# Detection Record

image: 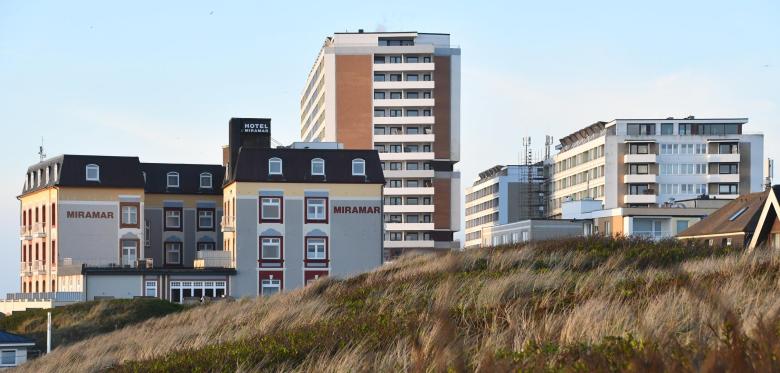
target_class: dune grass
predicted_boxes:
[16,236,780,372]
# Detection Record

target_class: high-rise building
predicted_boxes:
[300,31,461,259]
[464,164,546,248]
[550,117,764,239]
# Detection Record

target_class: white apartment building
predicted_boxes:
[299,31,461,260]
[551,117,763,239]
[464,164,546,248]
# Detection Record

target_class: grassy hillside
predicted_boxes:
[0,298,184,352]
[16,236,780,372]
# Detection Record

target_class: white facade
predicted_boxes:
[551,118,763,219]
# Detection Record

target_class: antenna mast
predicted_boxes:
[38,137,46,162]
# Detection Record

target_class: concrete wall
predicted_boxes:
[86,275,142,300]
[330,199,383,279]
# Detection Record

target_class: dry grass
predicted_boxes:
[15,236,780,372]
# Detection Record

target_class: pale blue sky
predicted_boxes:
[1,0,778,294]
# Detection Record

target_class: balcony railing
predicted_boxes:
[32,222,47,237]
[19,226,32,240]
[193,250,234,269]
[19,262,32,276]
[632,231,671,241]
[221,215,235,232]
[5,292,85,302]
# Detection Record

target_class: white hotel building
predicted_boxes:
[299,31,461,259]
[551,117,763,238]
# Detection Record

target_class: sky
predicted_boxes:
[0,0,778,294]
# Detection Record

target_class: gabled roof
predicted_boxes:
[21,155,145,196]
[677,190,768,238]
[230,147,384,184]
[140,163,225,195]
[0,331,35,345]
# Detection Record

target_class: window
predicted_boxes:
[121,239,138,266]
[374,126,386,135]
[197,242,216,251]
[386,197,402,205]
[374,109,385,117]
[423,91,432,98]
[406,91,419,99]
[630,143,649,154]
[406,74,419,81]
[406,162,419,170]
[406,109,419,117]
[406,127,419,134]
[352,159,366,176]
[388,145,401,153]
[260,197,283,222]
[719,144,738,154]
[389,74,402,81]
[51,203,56,227]
[197,209,215,230]
[374,91,385,99]
[423,109,432,116]
[268,158,283,175]
[387,180,401,188]
[390,91,402,99]
[261,279,281,296]
[120,203,139,228]
[679,123,692,135]
[306,198,328,222]
[626,123,656,135]
[406,56,419,63]
[311,158,325,176]
[373,55,385,64]
[373,73,385,82]
[661,123,674,135]
[85,164,100,181]
[389,109,402,117]
[306,237,327,260]
[629,164,649,174]
[389,232,402,241]
[200,172,213,188]
[388,162,401,170]
[719,164,738,174]
[260,237,281,259]
[388,55,402,63]
[145,281,158,297]
[729,206,749,221]
[1,350,15,365]
[423,74,431,81]
[718,184,739,195]
[423,56,431,63]
[407,197,419,205]
[676,220,689,233]
[164,208,182,230]
[165,242,182,265]
[406,215,419,223]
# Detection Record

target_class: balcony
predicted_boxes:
[385,223,435,231]
[382,170,435,179]
[623,174,657,183]
[373,62,435,72]
[707,153,740,163]
[379,152,435,161]
[623,153,657,163]
[374,134,435,143]
[374,115,435,125]
[374,80,435,90]
[32,223,47,238]
[19,226,32,241]
[5,292,85,302]
[383,240,435,249]
[707,174,740,183]
[373,98,435,107]
[632,231,672,241]
[31,260,46,275]
[221,215,235,232]
[384,204,435,213]
[194,250,234,269]
[383,187,434,196]
[624,194,658,204]
[19,262,32,276]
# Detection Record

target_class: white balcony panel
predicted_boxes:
[708,194,739,200]
[708,153,740,163]
[374,81,435,90]
[379,152,435,161]
[374,98,435,107]
[373,62,435,72]
[707,174,740,183]
[623,174,657,183]
[385,223,435,231]
[623,154,657,163]
[623,194,658,204]
[383,204,435,213]
[384,187,435,196]
[374,116,435,125]
[383,240,436,249]
[374,134,435,143]
[382,170,435,178]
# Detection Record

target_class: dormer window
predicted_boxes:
[311,158,325,176]
[200,172,213,188]
[352,159,366,176]
[53,163,59,182]
[45,166,50,184]
[85,164,100,181]
[269,158,283,175]
[166,172,180,188]
[36,169,41,186]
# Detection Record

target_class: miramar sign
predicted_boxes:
[241,122,270,134]
[66,211,114,219]
[333,206,381,214]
